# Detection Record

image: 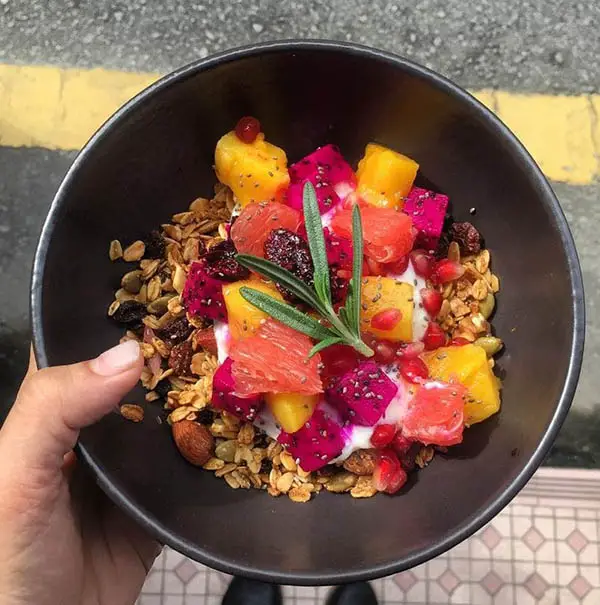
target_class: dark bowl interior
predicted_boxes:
[31,42,584,584]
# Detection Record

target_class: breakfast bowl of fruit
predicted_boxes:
[31,41,584,584]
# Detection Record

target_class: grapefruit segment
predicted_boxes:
[230,319,323,396]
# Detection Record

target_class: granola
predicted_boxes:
[108,126,503,503]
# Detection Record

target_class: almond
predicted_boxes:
[172,420,214,466]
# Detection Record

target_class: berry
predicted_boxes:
[373,340,398,364]
[420,288,443,317]
[373,449,408,494]
[410,250,434,279]
[168,341,193,376]
[182,261,227,321]
[450,222,482,255]
[431,259,465,285]
[264,228,314,300]
[423,322,448,350]
[370,424,397,448]
[398,357,429,383]
[158,316,193,345]
[391,433,413,456]
[234,116,261,143]
[403,187,449,251]
[212,358,263,422]
[204,240,250,282]
[319,344,360,386]
[385,255,410,275]
[395,341,425,359]
[371,308,402,331]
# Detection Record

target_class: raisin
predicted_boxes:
[196,408,216,425]
[111,300,147,329]
[260,458,273,474]
[158,316,193,345]
[450,222,482,255]
[168,340,193,375]
[143,230,166,259]
[203,240,250,282]
[264,228,314,302]
[155,380,171,399]
[254,431,270,449]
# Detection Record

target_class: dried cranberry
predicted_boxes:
[143,230,166,259]
[264,228,314,301]
[204,240,250,282]
[259,458,273,474]
[158,316,193,345]
[196,408,215,425]
[168,340,193,375]
[235,116,261,144]
[450,222,482,255]
[111,300,146,329]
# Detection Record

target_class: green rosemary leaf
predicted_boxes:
[239,287,336,341]
[302,182,331,303]
[350,203,364,334]
[236,254,328,315]
[308,336,344,358]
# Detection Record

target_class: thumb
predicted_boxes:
[1,340,143,475]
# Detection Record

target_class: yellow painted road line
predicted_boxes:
[0,63,598,185]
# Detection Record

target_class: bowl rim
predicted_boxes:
[30,39,585,585]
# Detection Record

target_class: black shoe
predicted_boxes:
[222,576,282,605]
[326,582,378,605]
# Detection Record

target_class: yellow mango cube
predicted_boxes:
[265,392,319,433]
[360,276,414,342]
[222,279,283,340]
[422,344,501,425]
[356,143,419,209]
[215,131,289,207]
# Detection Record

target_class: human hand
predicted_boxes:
[0,341,161,605]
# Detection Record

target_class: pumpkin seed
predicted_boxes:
[479,293,496,319]
[324,472,358,493]
[215,440,237,463]
[474,336,503,357]
[121,270,143,294]
[147,294,176,314]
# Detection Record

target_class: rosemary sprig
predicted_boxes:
[236,182,374,358]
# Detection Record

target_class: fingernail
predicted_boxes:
[90,340,141,376]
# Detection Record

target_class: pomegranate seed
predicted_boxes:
[410,250,434,279]
[431,259,465,285]
[398,358,429,383]
[385,255,409,275]
[373,449,408,494]
[371,308,402,331]
[370,424,397,448]
[420,288,443,316]
[423,322,448,350]
[366,257,385,276]
[392,433,413,456]
[395,341,425,359]
[450,337,471,346]
[373,340,398,364]
[235,116,261,144]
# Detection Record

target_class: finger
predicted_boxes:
[0,340,143,475]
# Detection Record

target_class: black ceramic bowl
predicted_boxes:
[31,41,584,585]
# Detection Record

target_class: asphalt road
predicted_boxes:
[0,0,598,93]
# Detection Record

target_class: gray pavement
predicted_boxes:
[0,0,598,93]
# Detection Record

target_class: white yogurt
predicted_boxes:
[213,321,231,364]
[387,261,429,342]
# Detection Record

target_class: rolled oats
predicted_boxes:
[279,450,297,472]
[109,239,123,261]
[123,240,146,262]
[350,476,378,498]
[224,473,241,489]
[238,423,255,446]
[215,463,237,478]
[120,404,144,422]
[288,486,312,503]
[107,300,121,317]
[276,472,296,493]
[203,457,226,471]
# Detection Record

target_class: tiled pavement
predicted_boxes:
[137,468,600,605]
